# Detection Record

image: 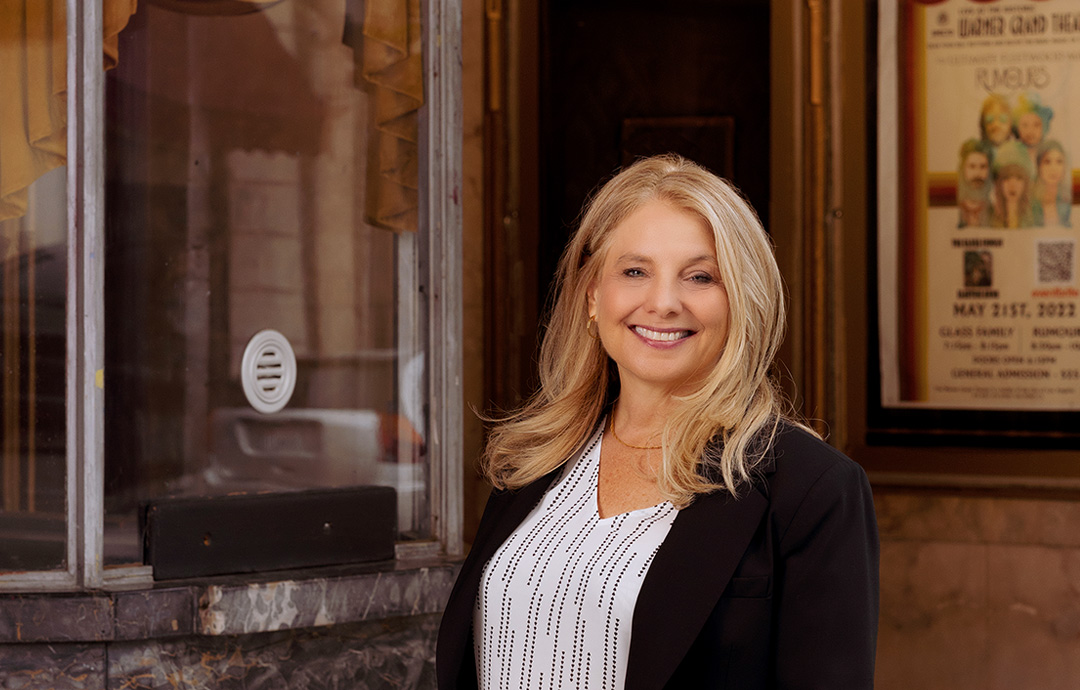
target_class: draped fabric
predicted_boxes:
[0,0,137,221]
[344,0,424,233]
[104,0,139,68]
[0,1,66,221]
[144,0,283,16]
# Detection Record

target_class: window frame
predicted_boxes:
[0,0,463,591]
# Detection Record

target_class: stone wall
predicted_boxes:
[0,561,458,690]
[875,490,1080,689]
[1,615,439,690]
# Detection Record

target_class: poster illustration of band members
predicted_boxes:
[877,0,1080,412]
[957,92,1072,229]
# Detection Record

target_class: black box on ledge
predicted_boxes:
[142,486,397,580]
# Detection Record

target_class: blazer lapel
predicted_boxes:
[460,471,558,592]
[440,423,605,689]
[437,471,559,688]
[624,484,769,690]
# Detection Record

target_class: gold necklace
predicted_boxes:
[608,415,662,450]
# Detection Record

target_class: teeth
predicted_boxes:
[634,326,690,342]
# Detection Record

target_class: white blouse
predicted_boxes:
[474,424,678,690]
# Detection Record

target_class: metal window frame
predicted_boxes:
[0,0,463,591]
[426,0,464,559]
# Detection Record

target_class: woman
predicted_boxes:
[992,164,1033,229]
[437,155,879,690]
[991,141,1035,229]
[1032,139,1071,228]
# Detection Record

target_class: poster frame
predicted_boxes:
[866,0,1080,452]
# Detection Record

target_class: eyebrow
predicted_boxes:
[686,255,716,264]
[614,253,717,265]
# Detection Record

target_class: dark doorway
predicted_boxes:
[539,0,771,307]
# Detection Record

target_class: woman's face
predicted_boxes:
[1017,112,1044,147]
[1001,173,1027,201]
[983,102,1012,145]
[1039,148,1066,186]
[587,200,730,398]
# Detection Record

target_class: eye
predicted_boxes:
[622,267,646,278]
[689,272,716,285]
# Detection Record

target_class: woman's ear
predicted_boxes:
[586,283,597,319]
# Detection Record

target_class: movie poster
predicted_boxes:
[879,0,1080,410]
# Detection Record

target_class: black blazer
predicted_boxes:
[436,423,879,689]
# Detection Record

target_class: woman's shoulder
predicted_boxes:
[769,420,851,466]
[762,420,872,510]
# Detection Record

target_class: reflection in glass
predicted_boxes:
[104,0,428,567]
[0,167,68,573]
[0,0,138,578]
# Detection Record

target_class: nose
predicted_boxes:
[644,276,682,316]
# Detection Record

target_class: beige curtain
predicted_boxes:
[0,0,137,222]
[348,0,424,233]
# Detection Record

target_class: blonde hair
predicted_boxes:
[480,154,804,505]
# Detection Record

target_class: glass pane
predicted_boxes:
[103,0,428,567]
[0,165,69,573]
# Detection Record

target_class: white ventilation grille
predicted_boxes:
[241,329,297,414]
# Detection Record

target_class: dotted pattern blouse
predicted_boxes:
[473,424,678,690]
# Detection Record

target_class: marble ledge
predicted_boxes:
[0,559,461,644]
[198,561,460,636]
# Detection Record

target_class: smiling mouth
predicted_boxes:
[633,325,693,342]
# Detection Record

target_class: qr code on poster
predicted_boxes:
[1036,240,1075,284]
